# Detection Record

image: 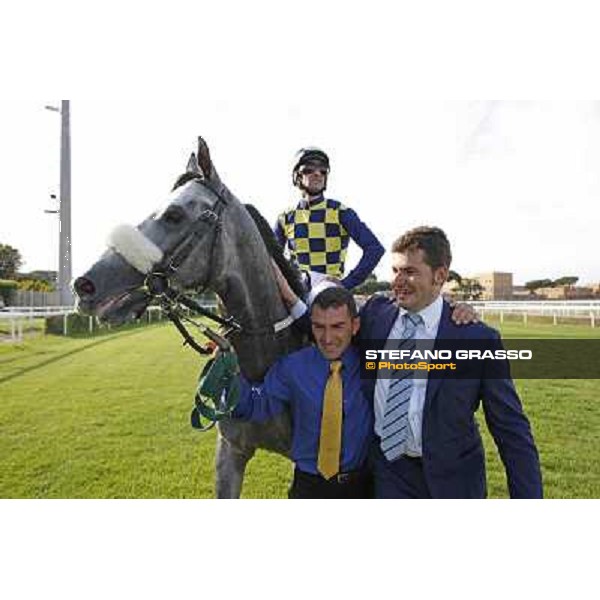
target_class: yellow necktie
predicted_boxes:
[318,360,343,479]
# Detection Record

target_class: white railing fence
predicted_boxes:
[472,300,600,327]
[0,301,219,343]
[0,306,75,343]
[4,299,595,344]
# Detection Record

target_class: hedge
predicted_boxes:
[45,313,97,335]
[0,279,18,305]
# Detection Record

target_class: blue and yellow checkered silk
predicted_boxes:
[277,198,350,277]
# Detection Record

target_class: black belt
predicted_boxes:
[296,468,367,485]
[403,454,423,463]
[374,438,423,464]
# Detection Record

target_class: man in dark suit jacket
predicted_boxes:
[360,226,542,498]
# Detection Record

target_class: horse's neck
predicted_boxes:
[213,212,293,380]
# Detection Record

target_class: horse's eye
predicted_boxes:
[162,206,185,225]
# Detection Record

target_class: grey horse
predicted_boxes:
[74,137,306,498]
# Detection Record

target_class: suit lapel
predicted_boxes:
[360,298,399,400]
[378,302,400,341]
[426,301,459,406]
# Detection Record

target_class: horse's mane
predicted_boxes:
[171,173,305,299]
[243,204,306,299]
[172,172,202,191]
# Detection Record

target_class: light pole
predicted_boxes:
[45,100,73,306]
[44,193,59,296]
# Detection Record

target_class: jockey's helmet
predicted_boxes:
[292,147,330,187]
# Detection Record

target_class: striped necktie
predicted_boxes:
[380,313,423,462]
[318,360,343,479]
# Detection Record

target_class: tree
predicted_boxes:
[525,279,553,292]
[0,244,23,279]
[447,270,462,284]
[0,279,18,305]
[353,272,391,296]
[17,278,54,292]
[454,278,484,301]
[553,276,579,286]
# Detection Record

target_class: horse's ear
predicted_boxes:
[197,136,225,189]
[186,152,203,176]
[188,136,227,197]
[196,136,213,179]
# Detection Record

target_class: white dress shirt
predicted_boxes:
[374,295,443,457]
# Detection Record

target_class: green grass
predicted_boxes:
[483,315,600,338]
[0,324,290,498]
[468,317,600,497]
[1,319,599,498]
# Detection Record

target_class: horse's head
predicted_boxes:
[74,138,230,325]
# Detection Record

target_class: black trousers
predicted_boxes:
[288,467,373,499]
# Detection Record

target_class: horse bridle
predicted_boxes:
[142,178,293,356]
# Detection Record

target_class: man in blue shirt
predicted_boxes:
[233,286,373,499]
[274,147,384,290]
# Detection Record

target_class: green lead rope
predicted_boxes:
[191,351,241,431]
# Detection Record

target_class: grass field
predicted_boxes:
[1,318,599,498]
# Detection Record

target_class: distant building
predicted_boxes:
[17,271,57,284]
[445,273,599,301]
[473,272,513,300]
[571,286,594,299]
[536,285,595,300]
[512,285,534,300]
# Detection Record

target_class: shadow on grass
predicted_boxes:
[0,346,57,366]
[0,328,151,385]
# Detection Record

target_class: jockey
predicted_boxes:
[273,147,384,291]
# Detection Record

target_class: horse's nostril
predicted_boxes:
[75,277,96,297]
